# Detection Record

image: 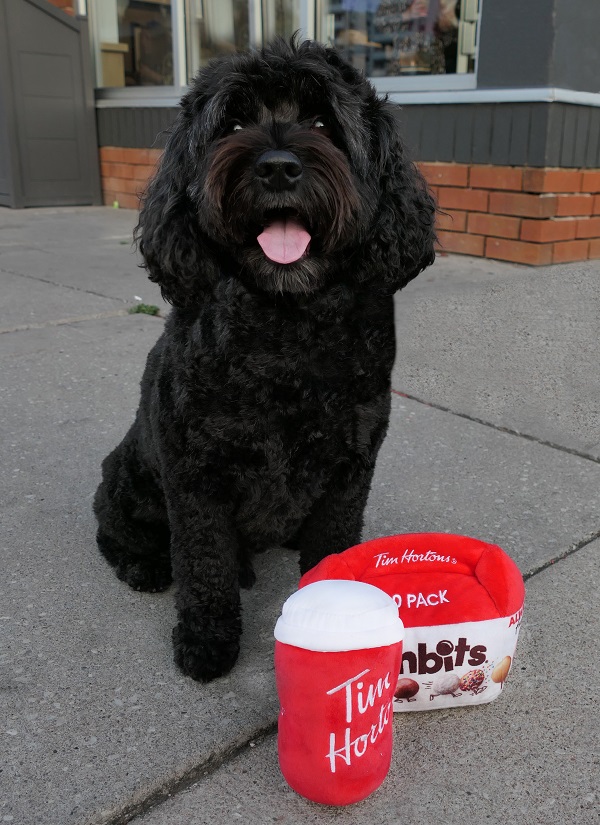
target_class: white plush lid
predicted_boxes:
[274,580,404,652]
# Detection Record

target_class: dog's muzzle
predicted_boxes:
[253,150,311,265]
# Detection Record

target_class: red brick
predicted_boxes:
[132,148,163,165]
[489,192,557,218]
[589,238,600,258]
[437,188,489,212]
[99,147,131,163]
[101,176,121,194]
[436,231,485,256]
[485,238,553,266]
[109,163,136,180]
[552,240,590,263]
[112,193,140,210]
[419,162,469,188]
[555,194,594,216]
[520,218,577,243]
[593,195,600,215]
[522,168,583,193]
[581,170,600,193]
[132,164,156,183]
[436,210,467,232]
[102,176,144,196]
[100,146,157,165]
[469,165,523,191]
[575,217,600,239]
[468,213,521,239]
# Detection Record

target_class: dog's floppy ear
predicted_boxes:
[135,108,216,308]
[364,101,437,293]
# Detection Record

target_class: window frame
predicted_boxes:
[89,0,480,102]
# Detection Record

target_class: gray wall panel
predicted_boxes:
[560,106,578,168]
[508,105,531,167]
[454,106,474,165]
[1,0,99,207]
[573,107,591,170]
[0,1,14,202]
[96,102,600,169]
[545,106,564,167]
[477,0,600,94]
[529,105,550,167]
[398,106,422,158]
[97,107,176,149]
[490,106,511,166]
[477,0,554,89]
[418,107,446,161]
[552,0,600,93]
[585,109,600,168]
[471,106,493,165]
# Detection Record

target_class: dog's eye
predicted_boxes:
[232,123,244,132]
[310,118,331,138]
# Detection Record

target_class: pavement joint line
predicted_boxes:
[0,309,134,335]
[95,721,278,825]
[521,529,600,583]
[392,389,600,465]
[0,264,131,303]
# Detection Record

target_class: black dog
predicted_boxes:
[94,37,436,682]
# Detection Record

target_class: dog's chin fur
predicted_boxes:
[96,37,437,683]
[235,248,331,294]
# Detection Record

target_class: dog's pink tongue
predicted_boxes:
[257,219,311,264]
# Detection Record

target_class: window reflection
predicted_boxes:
[262,0,300,43]
[186,0,251,77]
[323,0,463,77]
[96,1,173,88]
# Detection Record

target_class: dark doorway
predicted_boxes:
[0,0,101,207]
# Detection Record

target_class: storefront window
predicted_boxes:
[92,0,174,88]
[185,0,299,81]
[185,0,252,78]
[262,0,301,43]
[320,0,476,78]
[90,0,478,91]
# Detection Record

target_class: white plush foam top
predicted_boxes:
[274,580,404,652]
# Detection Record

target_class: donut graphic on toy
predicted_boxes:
[394,677,420,702]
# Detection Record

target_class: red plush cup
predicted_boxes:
[274,580,404,805]
[300,534,525,712]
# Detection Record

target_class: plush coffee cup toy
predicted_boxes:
[300,533,525,712]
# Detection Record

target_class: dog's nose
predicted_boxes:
[254,150,303,191]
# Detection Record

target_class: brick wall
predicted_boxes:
[99,148,600,265]
[100,148,163,210]
[423,163,600,264]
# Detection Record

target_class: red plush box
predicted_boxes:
[300,533,525,712]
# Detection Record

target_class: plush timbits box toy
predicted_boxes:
[299,533,525,712]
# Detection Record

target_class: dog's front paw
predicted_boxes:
[116,561,172,593]
[172,609,242,682]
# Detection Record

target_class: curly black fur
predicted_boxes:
[94,37,436,682]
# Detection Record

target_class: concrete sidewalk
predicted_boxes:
[1,206,598,825]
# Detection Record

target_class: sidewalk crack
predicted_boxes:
[392,389,599,464]
[94,722,277,825]
[522,530,600,582]
[0,309,131,335]
[0,264,129,303]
